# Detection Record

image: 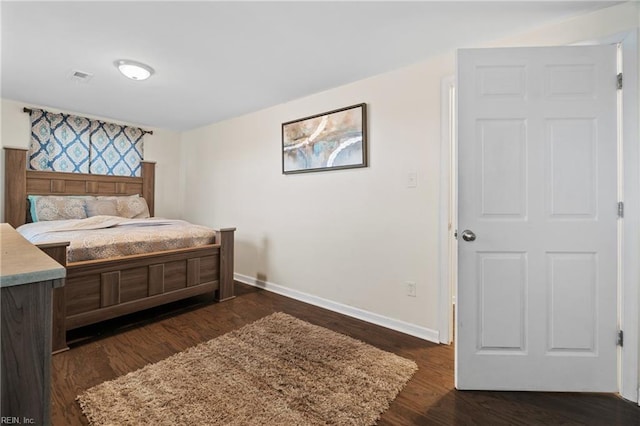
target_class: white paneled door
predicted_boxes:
[456,46,618,391]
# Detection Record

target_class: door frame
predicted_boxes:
[617,29,639,405]
[438,29,639,402]
[438,74,456,345]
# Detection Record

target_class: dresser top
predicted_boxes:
[0,223,66,287]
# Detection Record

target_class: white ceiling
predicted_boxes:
[1,1,623,131]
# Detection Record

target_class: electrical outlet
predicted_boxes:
[406,281,416,297]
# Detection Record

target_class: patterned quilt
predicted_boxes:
[17,216,216,262]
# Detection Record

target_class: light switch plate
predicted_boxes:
[407,171,417,188]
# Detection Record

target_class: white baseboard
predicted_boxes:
[235,273,440,344]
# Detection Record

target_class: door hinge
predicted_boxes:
[454,229,458,239]
[618,201,624,218]
[617,73,623,90]
[617,330,624,347]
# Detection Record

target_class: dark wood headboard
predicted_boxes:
[4,147,155,227]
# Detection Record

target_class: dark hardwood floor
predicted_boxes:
[52,282,640,425]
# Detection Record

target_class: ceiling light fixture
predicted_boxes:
[115,59,154,81]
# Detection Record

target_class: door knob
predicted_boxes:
[461,230,476,242]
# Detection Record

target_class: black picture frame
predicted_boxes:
[282,103,367,174]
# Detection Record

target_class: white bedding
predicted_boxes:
[17,216,216,262]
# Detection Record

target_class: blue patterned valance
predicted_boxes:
[29,110,91,173]
[28,109,144,177]
[90,122,144,177]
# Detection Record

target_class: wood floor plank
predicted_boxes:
[51,282,640,425]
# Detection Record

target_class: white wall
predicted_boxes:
[0,98,183,220]
[182,55,451,336]
[180,1,639,341]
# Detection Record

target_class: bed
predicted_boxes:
[3,147,235,353]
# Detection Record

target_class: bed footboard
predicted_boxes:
[38,228,235,353]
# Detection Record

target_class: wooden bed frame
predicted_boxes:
[3,147,235,353]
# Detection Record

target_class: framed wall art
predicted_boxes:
[282,103,367,174]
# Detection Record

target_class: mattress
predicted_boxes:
[17,216,216,262]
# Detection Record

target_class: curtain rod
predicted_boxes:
[22,107,154,135]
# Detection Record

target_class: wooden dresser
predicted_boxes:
[1,223,65,425]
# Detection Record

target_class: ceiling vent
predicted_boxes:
[68,69,93,83]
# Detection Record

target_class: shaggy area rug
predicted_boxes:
[77,312,418,425]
